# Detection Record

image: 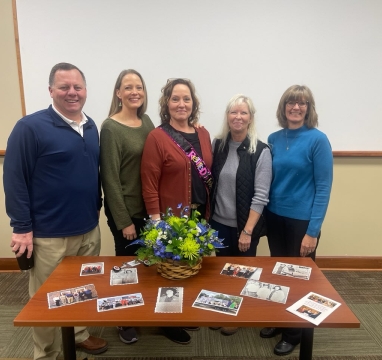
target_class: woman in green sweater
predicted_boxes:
[100,69,154,344]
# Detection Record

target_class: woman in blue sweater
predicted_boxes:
[260,85,333,356]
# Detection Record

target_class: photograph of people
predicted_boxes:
[141,78,212,344]
[209,94,272,336]
[260,85,333,356]
[244,280,261,297]
[257,283,272,300]
[267,286,285,303]
[100,69,154,345]
[159,288,179,302]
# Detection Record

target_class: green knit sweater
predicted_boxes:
[100,115,155,230]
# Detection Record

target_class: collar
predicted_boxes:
[52,103,88,125]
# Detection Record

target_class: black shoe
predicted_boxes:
[162,327,191,345]
[260,327,282,338]
[183,326,200,331]
[274,340,297,356]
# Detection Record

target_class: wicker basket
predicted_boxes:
[157,259,202,280]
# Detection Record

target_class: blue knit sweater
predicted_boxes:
[267,125,333,237]
[3,105,101,237]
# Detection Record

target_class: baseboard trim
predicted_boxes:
[0,258,20,271]
[316,256,382,270]
[1,256,381,271]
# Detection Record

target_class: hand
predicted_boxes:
[150,213,161,222]
[10,232,33,258]
[122,224,137,241]
[238,232,251,252]
[300,234,317,257]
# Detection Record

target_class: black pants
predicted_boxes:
[104,203,146,256]
[211,219,259,257]
[265,208,320,345]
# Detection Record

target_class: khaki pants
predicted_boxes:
[29,225,101,360]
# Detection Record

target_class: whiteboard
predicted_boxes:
[16,0,382,151]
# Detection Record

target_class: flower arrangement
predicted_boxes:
[130,205,224,267]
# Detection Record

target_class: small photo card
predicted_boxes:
[47,284,97,309]
[110,268,138,285]
[80,262,104,276]
[155,287,183,313]
[272,262,312,280]
[126,260,141,267]
[192,289,243,316]
[240,279,289,304]
[97,293,144,312]
[220,263,262,280]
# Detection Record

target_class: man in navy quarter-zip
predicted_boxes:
[3,63,108,359]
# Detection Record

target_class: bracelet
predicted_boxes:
[242,229,252,236]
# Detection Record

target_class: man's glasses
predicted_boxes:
[286,100,308,108]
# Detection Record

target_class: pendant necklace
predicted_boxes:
[285,129,299,150]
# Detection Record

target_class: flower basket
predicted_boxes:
[157,258,202,280]
[128,205,225,274]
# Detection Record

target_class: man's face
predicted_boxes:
[166,290,174,297]
[49,69,87,120]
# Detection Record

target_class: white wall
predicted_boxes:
[14,0,382,151]
[1,0,381,260]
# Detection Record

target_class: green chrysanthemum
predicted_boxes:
[187,220,197,228]
[167,216,182,227]
[179,238,200,260]
[145,229,159,244]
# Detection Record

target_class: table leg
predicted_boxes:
[299,328,314,360]
[61,326,76,360]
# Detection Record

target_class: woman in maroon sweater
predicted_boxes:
[141,78,213,220]
[141,78,213,344]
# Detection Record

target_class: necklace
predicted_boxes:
[285,129,299,150]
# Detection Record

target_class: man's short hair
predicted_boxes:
[49,62,86,86]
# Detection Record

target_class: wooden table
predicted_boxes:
[14,256,359,359]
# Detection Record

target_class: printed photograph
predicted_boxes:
[308,294,338,308]
[47,284,97,309]
[272,262,312,280]
[110,268,138,285]
[296,305,322,319]
[220,263,262,280]
[192,289,243,316]
[80,262,104,276]
[97,293,144,312]
[155,287,183,313]
[286,291,342,326]
[241,280,289,304]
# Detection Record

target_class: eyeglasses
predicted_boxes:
[167,78,191,84]
[286,100,308,108]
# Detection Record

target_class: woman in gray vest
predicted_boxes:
[209,94,272,336]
